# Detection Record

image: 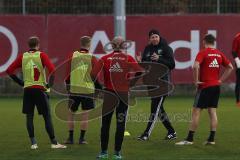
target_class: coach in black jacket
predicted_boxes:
[137,29,177,141]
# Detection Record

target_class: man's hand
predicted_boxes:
[194,81,204,87]
[235,57,240,68]
[135,53,142,62]
[194,81,204,92]
[151,52,159,61]
[66,84,70,93]
[218,80,222,84]
[46,83,50,88]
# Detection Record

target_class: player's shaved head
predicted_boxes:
[112,36,124,45]
[112,36,124,51]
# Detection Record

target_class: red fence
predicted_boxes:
[0,15,239,83]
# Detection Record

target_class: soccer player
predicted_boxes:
[176,34,233,145]
[96,36,142,160]
[6,36,66,149]
[64,36,98,144]
[137,29,177,141]
[232,33,240,106]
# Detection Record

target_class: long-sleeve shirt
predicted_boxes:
[232,33,240,58]
[141,37,175,81]
[6,49,55,90]
[93,51,142,92]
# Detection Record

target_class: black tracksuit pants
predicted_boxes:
[143,96,175,136]
[235,69,240,102]
[100,91,128,152]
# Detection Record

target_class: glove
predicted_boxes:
[235,57,240,68]
[94,80,103,90]
[46,83,50,89]
[9,75,24,87]
[66,84,70,92]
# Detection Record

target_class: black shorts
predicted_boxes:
[193,86,220,109]
[23,88,50,115]
[68,94,94,112]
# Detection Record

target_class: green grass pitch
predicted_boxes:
[0,96,240,160]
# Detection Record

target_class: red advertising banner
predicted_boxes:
[0,15,239,83]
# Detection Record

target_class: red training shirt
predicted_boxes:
[232,33,240,57]
[94,51,142,92]
[195,47,230,89]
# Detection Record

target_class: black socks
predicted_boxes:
[186,130,195,142]
[207,131,216,142]
[80,130,86,140]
